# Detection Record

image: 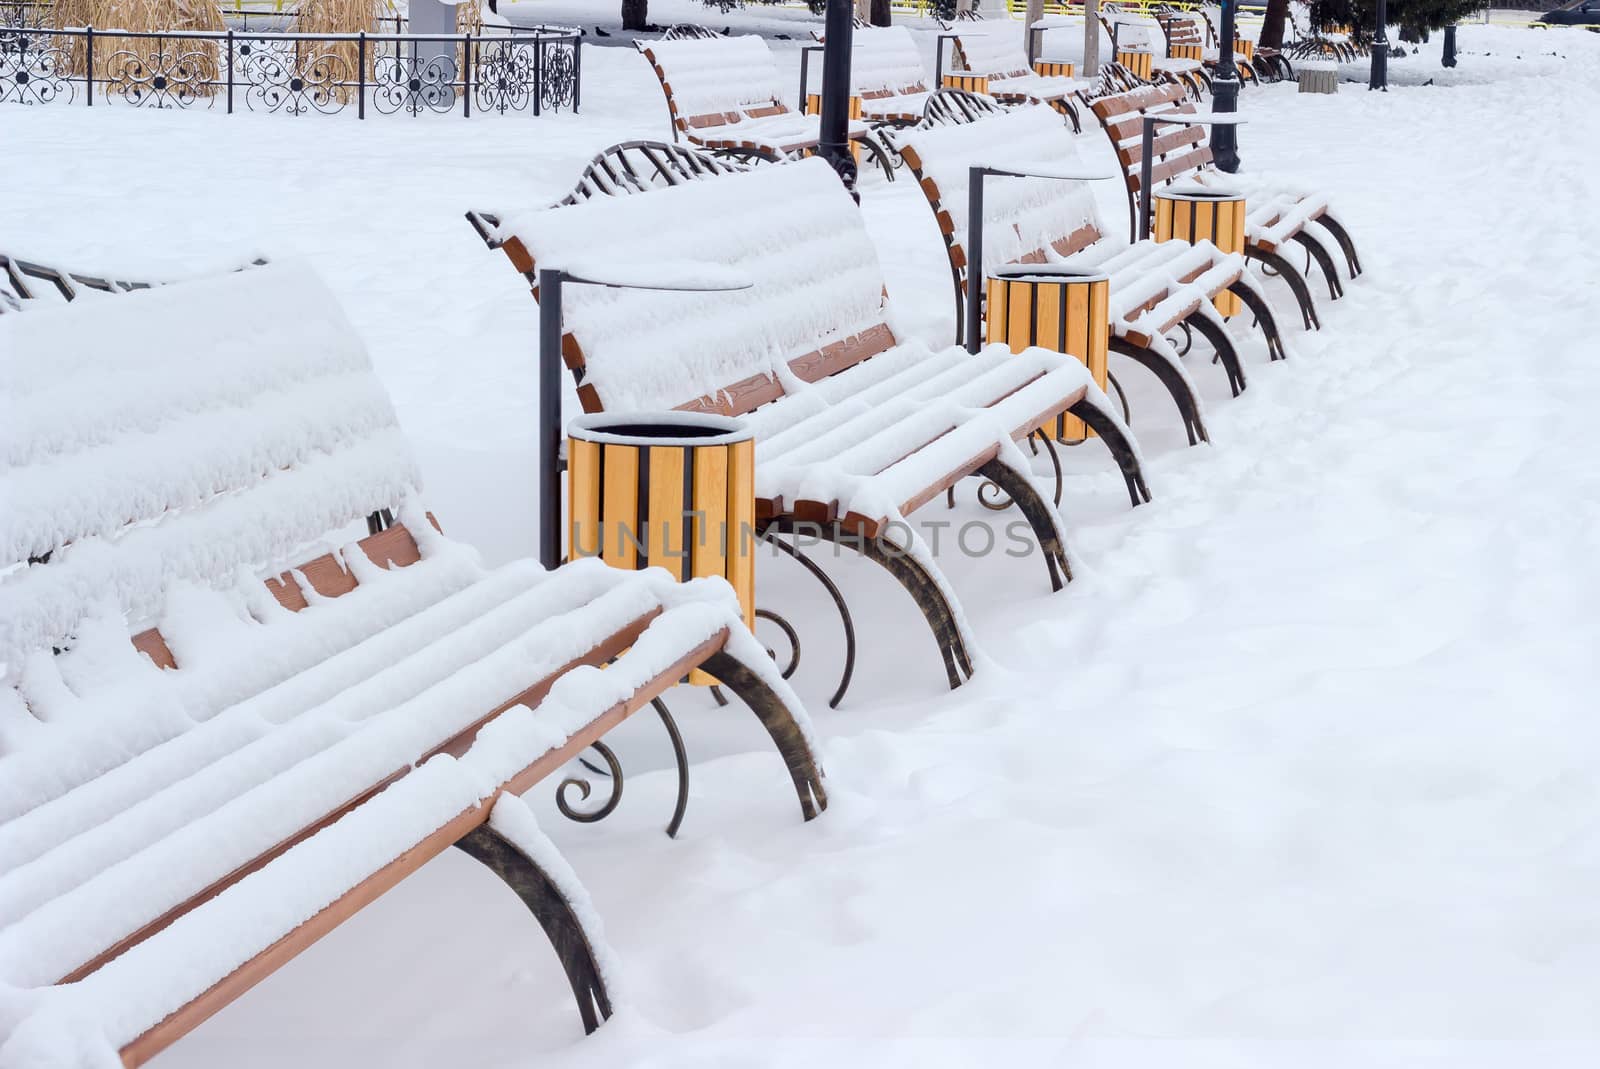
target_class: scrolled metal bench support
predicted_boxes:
[761,528,857,709]
[1291,230,1344,300]
[1109,336,1209,446]
[1227,280,1287,362]
[764,518,974,691]
[974,458,1072,591]
[453,823,614,1035]
[1244,246,1319,330]
[1184,310,1247,397]
[698,646,829,818]
[1312,213,1363,279]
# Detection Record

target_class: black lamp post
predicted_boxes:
[1211,0,1241,173]
[816,0,859,190]
[1370,0,1390,89]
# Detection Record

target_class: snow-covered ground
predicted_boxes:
[4,12,1600,1068]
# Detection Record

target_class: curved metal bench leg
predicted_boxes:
[698,646,829,819]
[454,824,613,1035]
[974,458,1072,591]
[1312,212,1363,278]
[1065,396,1152,507]
[1229,280,1287,362]
[858,135,897,182]
[1246,245,1320,330]
[1185,311,1247,396]
[760,528,858,709]
[1291,230,1344,300]
[767,520,974,690]
[1110,336,1208,445]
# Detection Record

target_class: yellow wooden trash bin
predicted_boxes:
[985,266,1110,442]
[1170,43,1204,61]
[1032,59,1075,77]
[942,73,990,94]
[1153,187,1246,316]
[568,413,756,683]
[804,93,863,164]
[1115,49,1154,80]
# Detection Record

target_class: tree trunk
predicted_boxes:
[1024,0,1044,62]
[1258,0,1289,49]
[621,0,646,31]
[1083,0,1100,76]
[871,0,890,25]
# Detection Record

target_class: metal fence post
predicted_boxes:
[462,32,471,116]
[357,31,365,119]
[85,25,93,106]
[572,36,580,113]
[532,32,542,117]
[225,29,234,113]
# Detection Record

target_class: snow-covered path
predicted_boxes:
[5,19,1600,1068]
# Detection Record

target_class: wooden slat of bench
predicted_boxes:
[129,523,427,672]
[1118,122,1206,167]
[1129,147,1215,192]
[62,606,665,987]
[119,627,730,1069]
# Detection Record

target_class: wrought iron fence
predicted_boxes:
[0,12,581,117]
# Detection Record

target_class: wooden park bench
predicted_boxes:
[639,34,895,178]
[0,262,825,1067]
[1096,11,1217,98]
[896,104,1288,446]
[942,28,1084,130]
[1084,83,1364,327]
[470,148,1150,692]
[812,24,934,128]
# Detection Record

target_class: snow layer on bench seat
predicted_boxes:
[494,158,890,412]
[0,596,746,1068]
[0,564,715,986]
[0,555,625,918]
[896,107,1103,276]
[645,36,786,118]
[0,261,419,668]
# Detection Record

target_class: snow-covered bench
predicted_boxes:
[896,106,1291,445]
[471,154,1149,692]
[1098,12,1221,98]
[0,263,826,1068]
[1084,83,1363,324]
[638,35,893,178]
[944,29,1084,129]
[818,25,933,127]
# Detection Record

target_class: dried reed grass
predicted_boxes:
[54,0,225,93]
[290,0,380,99]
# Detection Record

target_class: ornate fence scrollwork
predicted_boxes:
[103,45,216,108]
[0,28,72,105]
[373,50,456,114]
[0,20,581,118]
[241,39,351,115]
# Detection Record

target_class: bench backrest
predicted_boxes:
[850,25,928,95]
[486,156,896,417]
[640,35,788,135]
[896,106,1106,292]
[1158,13,1206,51]
[1087,82,1211,231]
[953,30,1031,79]
[0,262,419,711]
